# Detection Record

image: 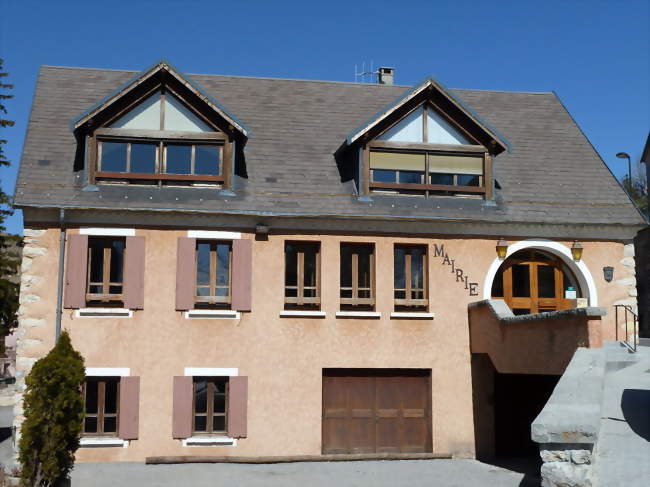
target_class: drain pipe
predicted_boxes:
[55,208,66,340]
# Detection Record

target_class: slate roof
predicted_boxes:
[13,65,645,227]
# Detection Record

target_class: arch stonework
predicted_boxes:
[482,239,598,306]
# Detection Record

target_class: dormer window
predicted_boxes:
[367,104,487,198]
[92,91,225,187]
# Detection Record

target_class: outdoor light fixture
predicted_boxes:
[496,238,508,259]
[255,224,269,235]
[571,241,583,262]
[603,266,614,283]
[616,152,632,189]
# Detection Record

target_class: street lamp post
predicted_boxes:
[616,152,632,192]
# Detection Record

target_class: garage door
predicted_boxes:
[322,369,431,454]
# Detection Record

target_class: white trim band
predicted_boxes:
[86,367,131,377]
[79,227,135,236]
[187,230,241,240]
[184,310,241,319]
[390,312,435,319]
[335,311,381,318]
[75,308,133,318]
[182,436,237,447]
[80,437,129,448]
[184,368,238,377]
[279,310,326,318]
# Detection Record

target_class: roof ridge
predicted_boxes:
[39,65,552,94]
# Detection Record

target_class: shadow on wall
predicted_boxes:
[622,389,650,442]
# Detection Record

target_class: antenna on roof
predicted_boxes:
[354,62,394,85]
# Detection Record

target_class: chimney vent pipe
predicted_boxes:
[378,67,395,85]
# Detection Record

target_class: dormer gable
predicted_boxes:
[72,60,249,191]
[345,78,510,201]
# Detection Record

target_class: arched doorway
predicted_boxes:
[490,249,582,315]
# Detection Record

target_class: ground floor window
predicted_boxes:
[83,377,120,436]
[192,377,228,434]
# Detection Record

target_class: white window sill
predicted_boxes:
[182,436,237,447]
[75,308,133,318]
[335,311,381,319]
[184,310,241,319]
[80,437,129,448]
[279,310,326,318]
[390,312,435,319]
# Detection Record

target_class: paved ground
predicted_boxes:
[70,459,536,487]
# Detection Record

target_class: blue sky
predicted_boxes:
[0,0,648,235]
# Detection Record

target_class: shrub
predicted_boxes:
[18,331,85,487]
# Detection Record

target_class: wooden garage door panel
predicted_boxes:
[322,370,431,454]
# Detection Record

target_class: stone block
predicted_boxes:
[541,462,591,487]
[22,246,47,258]
[570,449,591,465]
[620,256,635,267]
[23,229,45,238]
[19,294,40,305]
[18,318,45,328]
[541,449,570,462]
[623,244,635,257]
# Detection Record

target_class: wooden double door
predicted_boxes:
[322,369,431,454]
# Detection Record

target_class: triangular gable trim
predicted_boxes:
[71,59,250,137]
[346,77,510,153]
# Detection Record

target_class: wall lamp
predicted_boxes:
[571,241,583,262]
[496,238,508,259]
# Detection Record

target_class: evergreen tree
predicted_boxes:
[18,331,85,487]
[0,58,19,340]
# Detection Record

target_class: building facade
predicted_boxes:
[12,61,644,462]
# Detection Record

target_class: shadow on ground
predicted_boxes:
[481,456,541,487]
[622,388,650,442]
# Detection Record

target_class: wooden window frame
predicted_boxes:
[340,243,375,310]
[394,245,429,310]
[363,102,493,199]
[284,242,321,309]
[492,251,577,314]
[192,377,229,435]
[83,377,120,437]
[195,240,232,307]
[89,87,233,188]
[86,236,125,305]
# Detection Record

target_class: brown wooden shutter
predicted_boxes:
[172,376,193,439]
[175,238,196,311]
[231,239,252,311]
[123,236,145,309]
[64,234,88,309]
[118,376,140,440]
[227,376,248,439]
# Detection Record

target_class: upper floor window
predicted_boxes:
[284,242,320,310]
[195,240,232,308]
[340,243,375,311]
[92,90,226,187]
[491,250,581,315]
[87,236,125,306]
[367,104,487,198]
[394,245,428,311]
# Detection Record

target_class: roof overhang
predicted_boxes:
[71,59,250,138]
[345,77,511,154]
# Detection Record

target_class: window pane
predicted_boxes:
[411,248,425,292]
[394,247,405,290]
[100,142,127,172]
[512,264,530,297]
[457,174,480,187]
[164,93,212,132]
[304,248,318,289]
[196,243,211,286]
[399,171,423,184]
[562,264,580,296]
[130,143,157,173]
[110,92,161,130]
[194,381,207,414]
[285,244,297,287]
[213,386,226,414]
[104,380,118,414]
[216,243,230,288]
[84,417,98,433]
[213,416,226,432]
[195,146,221,175]
[513,308,531,316]
[109,240,124,285]
[340,245,352,288]
[430,173,454,185]
[373,169,397,183]
[358,248,372,290]
[166,145,192,174]
[194,416,207,432]
[378,106,423,143]
[103,417,117,433]
[427,108,471,145]
[538,266,556,298]
[85,381,98,414]
[492,268,504,297]
[89,245,104,284]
